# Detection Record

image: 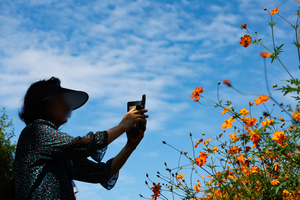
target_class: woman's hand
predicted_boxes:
[126,120,147,149]
[107,107,148,145]
[118,107,148,132]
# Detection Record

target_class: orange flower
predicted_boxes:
[228,146,241,155]
[220,105,231,115]
[248,116,258,126]
[272,130,286,143]
[249,130,260,147]
[195,152,208,167]
[190,87,203,102]
[254,94,269,105]
[270,6,279,16]
[203,138,212,145]
[273,164,281,171]
[229,132,239,141]
[224,170,234,179]
[240,34,252,47]
[176,173,185,179]
[223,79,231,86]
[282,189,290,196]
[250,166,259,174]
[212,146,218,154]
[222,116,235,129]
[292,110,300,121]
[241,24,247,29]
[261,118,274,127]
[259,52,271,58]
[237,154,245,165]
[242,116,258,130]
[193,181,201,193]
[239,107,249,116]
[271,179,279,185]
[151,182,162,200]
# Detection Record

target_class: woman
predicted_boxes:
[13,76,148,199]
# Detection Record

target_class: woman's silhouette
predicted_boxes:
[13,76,148,199]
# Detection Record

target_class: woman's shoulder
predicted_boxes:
[26,119,57,131]
[15,120,57,156]
[18,119,58,140]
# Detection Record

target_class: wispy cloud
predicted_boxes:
[1,0,299,199]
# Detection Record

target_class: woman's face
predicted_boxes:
[45,93,71,128]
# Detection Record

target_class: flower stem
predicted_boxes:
[246,29,295,80]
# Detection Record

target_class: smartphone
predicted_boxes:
[127,94,146,136]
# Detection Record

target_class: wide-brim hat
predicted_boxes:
[40,83,89,111]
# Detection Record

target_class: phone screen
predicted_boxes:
[129,105,136,111]
[129,105,137,127]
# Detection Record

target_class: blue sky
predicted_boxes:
[1,0,300,199]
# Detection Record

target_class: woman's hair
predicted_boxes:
[18,76,61,125]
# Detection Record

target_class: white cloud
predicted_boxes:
[1,1,299,199]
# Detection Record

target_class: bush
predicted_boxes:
[0,107,16,191]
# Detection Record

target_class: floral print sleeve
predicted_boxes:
[13,119,119,200]
[72,157,119,190]
[36,120,108,160]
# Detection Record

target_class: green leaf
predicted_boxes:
[292,40,300,48]
[267,22,277,27]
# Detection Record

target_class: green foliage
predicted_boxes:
[275,78,300,103]
[270,43,284,63]
[0,107,16,190]
[267,22,277,27]
[292,40,300,48]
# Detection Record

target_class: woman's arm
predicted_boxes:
[31,107,148,161]
[108,142,136,179]
[72,121,146,190]
[108,121,147,179]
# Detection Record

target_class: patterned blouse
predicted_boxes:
[13,118,119,200]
